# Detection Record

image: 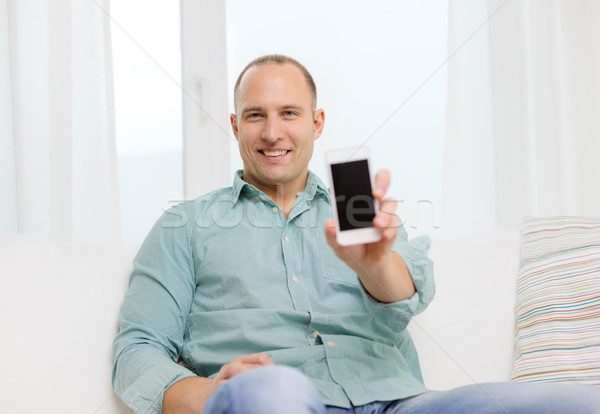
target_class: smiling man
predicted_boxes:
[112,55,600,414]
[231,58,325,217]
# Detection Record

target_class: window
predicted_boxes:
[111,0,183,243]
[113,1,448,242]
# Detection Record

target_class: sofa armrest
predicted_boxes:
[408,229,520,390]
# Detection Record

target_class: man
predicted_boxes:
[113,55,600,414]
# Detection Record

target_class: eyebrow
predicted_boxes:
[241,106,263,115]
[280,105,304,112]
[241,105,304,115]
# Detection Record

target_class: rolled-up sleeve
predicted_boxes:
[361,226,435,332]
[112,204,197,414]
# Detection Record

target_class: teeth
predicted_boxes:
[263,150,287,157]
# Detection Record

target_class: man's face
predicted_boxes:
[230,63,324,192]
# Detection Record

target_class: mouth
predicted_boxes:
[259,149,290,158]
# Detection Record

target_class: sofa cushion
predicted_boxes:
[0,233,138,413]
[512,217,600,385]
[410,229,521,390]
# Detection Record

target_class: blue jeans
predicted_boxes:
[203,365,600,414]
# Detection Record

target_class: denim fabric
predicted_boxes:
[203,366,326,414]
[379,382,600,414]
[205,366,600,414]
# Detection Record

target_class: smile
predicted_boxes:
[261,150,289,157]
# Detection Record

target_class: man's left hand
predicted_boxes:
[324,169,415,303]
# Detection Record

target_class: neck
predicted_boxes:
[269,185,298,218]
[243,171,309,218]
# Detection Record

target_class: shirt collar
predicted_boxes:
[302,170,330,202]
[231,170,330,203]
[231,170,249,202]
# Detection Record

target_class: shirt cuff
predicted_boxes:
[360,235,435,332]
[114,348,197,414]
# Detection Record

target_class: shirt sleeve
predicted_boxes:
[112,204,198,414]
[360,225,435,332]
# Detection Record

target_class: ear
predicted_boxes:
[230,113,239,140]
[313,109,325,141]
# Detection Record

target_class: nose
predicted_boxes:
[261,116,283,143]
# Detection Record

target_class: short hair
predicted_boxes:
[233,54,317,112]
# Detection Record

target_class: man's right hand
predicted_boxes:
[163,353,274,414]
[211,353,274,389]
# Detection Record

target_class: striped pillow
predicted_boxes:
[511,216,600,385]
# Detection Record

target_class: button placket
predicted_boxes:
[281,224,311,313]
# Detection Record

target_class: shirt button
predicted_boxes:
[283,236,290,242]
[291,275,299,283]
[272,207,278,214]
[326,340,335,347]
[312,330,319,338]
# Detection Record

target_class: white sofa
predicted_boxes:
[0,229,521,413]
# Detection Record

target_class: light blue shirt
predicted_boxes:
[113,171,435,413]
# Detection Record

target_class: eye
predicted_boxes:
[282,110,297,118]
[246,112,262,119]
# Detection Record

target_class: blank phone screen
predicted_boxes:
[330,160,376,231]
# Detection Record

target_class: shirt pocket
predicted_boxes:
[312,228,360,286]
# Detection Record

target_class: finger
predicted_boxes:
[379,198,397,215]
[324,220,341,251]
[377,212,399,234]
[381,216,399,241]
[373,169,391,200]
[234,353,272,364]
[374,198,397,228]
[325,219,335,238]
[217,361,264,380]
[217,353,273,380]
[383,207,400,240]
[215,363,235,380]
[256,353,274,365]
[381,226,398,242]
[324,220,357,262]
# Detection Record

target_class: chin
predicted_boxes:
[255,168,291,182]
[261,175,290,185]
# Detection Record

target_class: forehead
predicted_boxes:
[237,63,311,109]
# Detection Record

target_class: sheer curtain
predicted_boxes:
[444,0,600,236]
[2,0,121,242]
[0,0,17,233]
